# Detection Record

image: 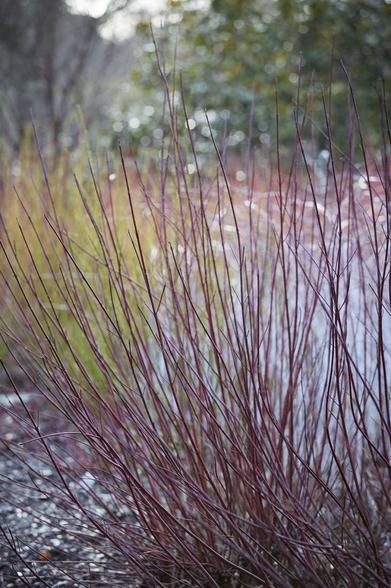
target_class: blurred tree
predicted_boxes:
[135,0,391,150]
[0,0,133,160]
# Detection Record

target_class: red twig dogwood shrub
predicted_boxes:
[0,79,390,587]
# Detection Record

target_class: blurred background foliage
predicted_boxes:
[0,0,390,163]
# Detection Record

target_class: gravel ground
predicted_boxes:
[0,381,141,588]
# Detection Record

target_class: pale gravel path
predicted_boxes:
[0,380,140,588]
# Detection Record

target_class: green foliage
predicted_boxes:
[134,0,391,150]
